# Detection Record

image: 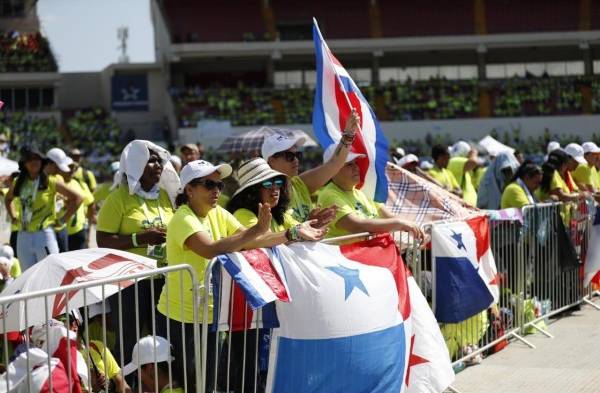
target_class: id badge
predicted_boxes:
[147,243,166,259]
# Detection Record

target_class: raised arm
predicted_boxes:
[299,111,359,194]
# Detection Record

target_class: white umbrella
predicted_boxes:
[0,157,18,177]
[0,248,156,333]
[218,127,318,156]
[478,135,515,157]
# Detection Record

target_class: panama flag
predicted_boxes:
[584,207,600,286]
[432,215,499,323]
[312,18,389,202]
[220,235,453,393]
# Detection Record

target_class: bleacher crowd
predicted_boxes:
[1,102,599,390]
[172,76,596,127]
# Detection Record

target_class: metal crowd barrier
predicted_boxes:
[0,264,201,393]
[0,200,596,393]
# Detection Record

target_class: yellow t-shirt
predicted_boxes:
[428,166,460,191]
[472,167,487,190]
[447,157,477,206]
[64,178,94,235]
[233,208,299,232]
[317,182,381,238]
[73,166,97,192]
[96,185,174,259]
[87,319,116,353]
[289,176,313,222]
[10,258,21,278]
[157,204,243,323]
[82,340,120,380]
[93,183,112,206]
[535,171,571,201]
[14,175,58,232]
[501,182,533,209]
[161,387,184,393]
[572,163,598,190]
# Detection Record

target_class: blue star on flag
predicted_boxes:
[326,265,370,300]
[450,230,466,251]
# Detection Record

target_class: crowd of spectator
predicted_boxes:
[172,76,600,127]
[1,108,123,181]
[0,31,57,73]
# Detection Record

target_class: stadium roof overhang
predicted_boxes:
[170,30,600,61]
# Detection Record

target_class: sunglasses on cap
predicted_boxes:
[272,151,302,163]
[194,178,225,191]
[261,178,285,189]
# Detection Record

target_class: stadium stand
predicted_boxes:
[0,31,57,72]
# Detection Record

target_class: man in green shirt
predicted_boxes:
[262,110,360,223]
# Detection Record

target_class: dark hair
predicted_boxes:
[14,150,48,197]
[431,144,449,161]
[227,178,289,226]
[511,162,542,183]
[540,151,568,192]
[175,177,205,208]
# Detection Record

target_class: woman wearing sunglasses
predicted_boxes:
[156,159,326,391]
[261,110,360,223]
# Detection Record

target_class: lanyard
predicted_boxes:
[516,178,536,205]
[21,177,40,228]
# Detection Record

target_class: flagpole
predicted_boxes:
[313,17,361,133]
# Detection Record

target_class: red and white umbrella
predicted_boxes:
[0,248,156,333]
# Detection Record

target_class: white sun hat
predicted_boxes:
[564,143,586,165]
[232,158,287,198]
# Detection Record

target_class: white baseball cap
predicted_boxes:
[122,336,174,376]
[564,143,586,164]
[0,245,14,260]
[395,147,405,157]
[87,302,111,319]
[0,256,12,270]
[398,154,419,167]
[261,134,306,161]
[46,148,71,172]
[547,141,561,154]
[322,144,365,164]
[110,161,120,173]
[178,160,232,192]
[450,141,471,157]
[582,142,600,154]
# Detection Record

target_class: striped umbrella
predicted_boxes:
[217,127,317,157]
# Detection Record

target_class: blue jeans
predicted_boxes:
[55,227,69,253]
[17,228,59,271]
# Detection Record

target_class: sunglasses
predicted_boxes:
[273,151,302,163]
[196,179,225,191]
[261,178,285,189]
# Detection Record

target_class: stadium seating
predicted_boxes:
[0,31,57,72]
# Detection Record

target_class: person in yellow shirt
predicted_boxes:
[61,161,95,250]
[317,145,424,241]
[261,110,360,223]
[46,147,77,252]
[156,159,322,390]
[572,142,600,192]
[5,146,82,270]
[97,140,176,368]
[536,150,579,202]
[448,141,478,206]
[228,158,329,235]
[70,148,97,192]
[501,163,543,209]
[428,144,462,197]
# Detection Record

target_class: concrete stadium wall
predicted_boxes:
[177,114,600,149]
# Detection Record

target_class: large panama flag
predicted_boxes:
[312,18,389,202]
[217,235,454,393]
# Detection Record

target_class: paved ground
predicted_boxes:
[451,301,600,393]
